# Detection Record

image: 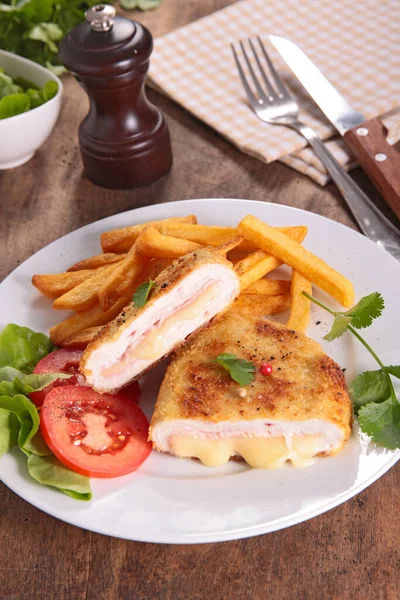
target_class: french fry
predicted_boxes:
[235,226,308,291]
[213,237,244,255]
[100,216,197,253]
[157,224,306,253]
[136,226,201,259]
[32,268,108,299]
[50,259,172,346]
[97,242,147,312]
[286,271,312,333]
[244,279,291,296]
[233,294,291,316]
[50,293,133,346]
[53,263,117,311]
[236,254,281,291]
[238,215,354,307]
[67,253,125,272]
[157,223,244,247]
[60,326,103,350]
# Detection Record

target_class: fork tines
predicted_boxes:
[231,37,290,107]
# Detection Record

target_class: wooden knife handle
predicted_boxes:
[344,117,400,219]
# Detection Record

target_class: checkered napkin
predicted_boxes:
[148,0,400,185]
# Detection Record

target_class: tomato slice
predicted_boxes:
[40,386,151,478]
[29,349,84,406]
[118,381,140,403]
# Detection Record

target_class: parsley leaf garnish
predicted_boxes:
[323,315,352,341]
[350,370,391,411]
[214,353,256,386]
[132,279,156,308]
[344,292,384,329]
[385,365,400,379]
[358,398,400,449]
[303,291,400,449]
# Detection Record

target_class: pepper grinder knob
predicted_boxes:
[59,4,173,190]
[85,4,116,32]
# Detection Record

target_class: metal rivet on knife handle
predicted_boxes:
[375,153,387,162]
[356,127,369,136]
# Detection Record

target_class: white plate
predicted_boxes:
[1,199,399,544]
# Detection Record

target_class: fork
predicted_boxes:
[231,37,400,259]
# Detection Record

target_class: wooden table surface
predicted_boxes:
[1,1,399,599]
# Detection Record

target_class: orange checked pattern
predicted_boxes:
[149,0,400,185]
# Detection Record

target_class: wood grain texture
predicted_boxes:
[344,118,400,220]
[0,2,399,599]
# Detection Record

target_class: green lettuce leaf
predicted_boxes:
[0,324,53,373]
[0,323,91,500]
[0,393,39,453]
[0,366,71,396]
[41,79,58,101]
[23,429,52,456]
[28,454,92,501]
[0,407,19,457]
[0,93,30,119]
[0,68,59,117]
[0,391,89,495]
[13,75,38,90]
[0,70,23,98]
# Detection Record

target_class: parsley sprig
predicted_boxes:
[303,291,400,449]
[214,353,256,386]
[132,279,156,308]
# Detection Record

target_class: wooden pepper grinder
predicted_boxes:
[59,4,172,189]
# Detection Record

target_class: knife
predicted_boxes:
[269,35,400,220]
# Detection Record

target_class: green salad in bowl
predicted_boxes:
[0,67,58,120]
[0,49,62,169]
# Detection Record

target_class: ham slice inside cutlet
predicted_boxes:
[81,250,240,392]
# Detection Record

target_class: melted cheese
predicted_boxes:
[170,433,325,469]
[132,282,219,360]
[104,283,219,375]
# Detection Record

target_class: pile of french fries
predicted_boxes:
[32,214,354,349]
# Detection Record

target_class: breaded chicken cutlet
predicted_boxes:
[81,249,240,392]
[149,298,352,469]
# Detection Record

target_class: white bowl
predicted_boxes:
[0,50,63,169]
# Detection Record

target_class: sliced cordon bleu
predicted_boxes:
[81,249,240,392]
